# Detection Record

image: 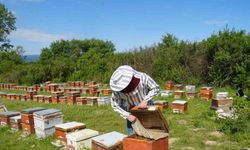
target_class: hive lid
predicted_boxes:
[10,115,21,120]
[66,129,99,141]
[34,109,61,116]
[92,131,127,147]
[55,122,86,131]
[0,111,20,117]
[21,107,46,114]
[130,106,169,133]
[172,100,187,104]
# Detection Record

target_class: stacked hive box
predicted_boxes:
[200,87,213,100]
[15,94,22,101]
[59,96,67,104]
[92,131,127,150]
[32,84,39,91]
[154,101,168,110]
[49,84,59,92]
[76,97,87,105]
[44,96,52,103]
[25,90,37,101]
[211,92,233,110]
[86,97,98,106]
[164,81,174,90]
[172,100,188,113]
[82,88,89,95]
[34,109,63,138]
[123,106,169,150]
[102,89,112,96]
[10,115,22,130]
[89,85,99,96]
[0,111,20,126]
[67,92,80,105]
[97,97,111,105]
[55,122,86,144]
[185,85,196,99]
[0,92,7,99]
[80,81,86,87]
[174,90,185,99]
[21,107,46,134]
[52,91,64,104]
[66,129,99,150]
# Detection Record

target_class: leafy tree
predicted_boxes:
[0,3,16,51]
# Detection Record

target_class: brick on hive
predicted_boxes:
[123,106,169,150]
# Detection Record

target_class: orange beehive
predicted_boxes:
[154,101,168,110]
[67,92,80,105]
[102,89,112,96]
[59,96,67,104]
[76,97,87,105]
[44,96,52,103]
[123,106,169,150]
[172,100,188,113]
[200,87,213,100]
[164,81,174,90]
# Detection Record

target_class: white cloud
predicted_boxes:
[10,28,72,43]
[203,20,229,26]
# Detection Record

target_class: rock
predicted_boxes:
[209,131,224,137]
[204,140,218,146]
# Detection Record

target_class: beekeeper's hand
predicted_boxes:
[128,114,136,123]
[138,100,148,108]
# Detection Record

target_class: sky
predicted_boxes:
[0,0,250,55]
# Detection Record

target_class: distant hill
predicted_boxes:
[23,55,40,62]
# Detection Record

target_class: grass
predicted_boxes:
[0,87,249,150]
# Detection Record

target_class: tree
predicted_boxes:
[0,3,16,51]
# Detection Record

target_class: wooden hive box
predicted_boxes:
[82,88,90,95]
[0,111,20,126]
[164,81,174,90]
[55,122,86,143]
[174,84,183,90]
[172,100,188,113]
[66,129,99,150]
[59,96,67,104]
[92,131,127,150]
[102,89,112,96]
[21,94,27,101]
[21,123,35,134]
[123,106,169,150]
[97,96,111,105]
[44,96,52,103]
[153,100,168,110]
[37,95,45,103]
[15,94,22,101]
[89,81,96,86]
[21,107,46,125]
[200,87,213,100]
[86,97,98,106]
[10,115,22,130]
[0,92,7,99]
[33,95,39,102]
[67,92,80,105]
[25,90,37,101]
[211,97,233,110]
[174,90,185,99]
[80,81,86,87]
[76,97,87,105]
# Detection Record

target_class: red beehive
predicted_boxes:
[82,88,90,95]
[32,84,39,91]
[164,81,174,90]
[49,84,59,92]
[0,111,20,126]
[25,90,37,101]
[59,96,67,104]
[89,81,96,86]
[200,87,213,100]
[173,90,185,99]
[52,91,64,104]
[80,81,86,87]
[102,89,112,96]
[67,91,80,105]
[76,97,87,105]
[37,95,45,103]
[44,96,52,103]
[123,106,169,150]
[172,100,188,113]
[15,94,22,101]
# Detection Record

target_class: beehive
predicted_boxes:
[76,97,87,105]
[92,131,127,150]
[44,96,52,103]
[164,81,174,90]
[86,97,98,106]
[55,122,86,143]
[172,100,188,113]
[200,87,213,100]
[66,129,99,150]
[10,115,22,130]
[0,111,20,126]
[97,97,111,105]
[174,90,185,99]
[34,109,63,138]
[123,106,169,150]
[67,91,80,105]
[153,101,168,110]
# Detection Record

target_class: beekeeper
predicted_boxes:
[110,65,160,135]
